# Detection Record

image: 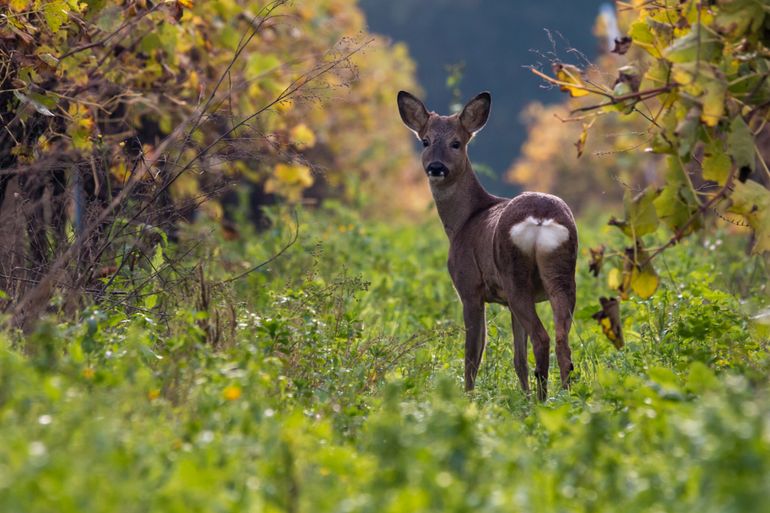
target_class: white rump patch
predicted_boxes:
[509,217,569,256]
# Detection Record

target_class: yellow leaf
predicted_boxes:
[177,0,193,8]
[290,123,316,150]
[9,0,30,11]
[274,163,313,187]
[553,63,589,98]
[631,265,659,299]
[608,268,622,290]
[728,179,770,254]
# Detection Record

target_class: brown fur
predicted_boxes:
[397,91,578,400]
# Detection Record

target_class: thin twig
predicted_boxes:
[221,209,300,284]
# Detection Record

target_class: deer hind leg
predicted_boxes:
[462,299,487,392]
[549,291,575,388]
[537,253,577,389]
[511,313,529,394]
[507,293,550,401]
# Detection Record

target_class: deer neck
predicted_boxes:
[430,159,496,239]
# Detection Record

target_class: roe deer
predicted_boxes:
[397,90,577,400]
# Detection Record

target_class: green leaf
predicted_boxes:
[95,5,123,32]
[686,361,719,394]
[654,157,701,234]
[144,294,159,310]
[139,33,162,53]
[702,142,731,185]
[629,20,662,58]
[43,0,68,33]
[664,25,723,63]
[714,0,765,39]
[727,116,754,171]
[13,91,55,117]
[609,187,660,238]
[640,59,670,91]
[674,106,701,159]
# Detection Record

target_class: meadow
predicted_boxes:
[1,203,768,513]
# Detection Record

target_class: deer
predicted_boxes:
[397,90,578,400]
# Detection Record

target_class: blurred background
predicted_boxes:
[361,0,605,194]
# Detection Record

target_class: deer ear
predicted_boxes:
[397,91,429,136]
[459,92,491,135]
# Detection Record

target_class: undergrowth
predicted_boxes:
[1,203,769,512]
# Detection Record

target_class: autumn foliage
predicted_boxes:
[525,0,770,340]
[0,0,420,325]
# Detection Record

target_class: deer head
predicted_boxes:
[397,91,491,185]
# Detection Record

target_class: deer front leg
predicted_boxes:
[462,299,486,391]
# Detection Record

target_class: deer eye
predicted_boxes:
[421,139,430,147]
[450,141,461,149]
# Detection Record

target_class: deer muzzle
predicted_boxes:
[426,161,448,178]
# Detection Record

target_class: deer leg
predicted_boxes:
[462,299,486,391]
[536,251,577,390]
[508,297,550,401]
[549,291,575,388]
[511,313,529,394]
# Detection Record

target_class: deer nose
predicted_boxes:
[426,162,448,177]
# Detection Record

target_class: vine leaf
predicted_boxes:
[728,179,770,254]
[609,186,660,238]
[714,0,765,39]
[702,141,731,185]
[664,25,723,63]
[727,116,755,172]
[654,157,701,234]
[43,0,68,33]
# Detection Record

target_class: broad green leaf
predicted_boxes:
[701,142,731,185]
[714,0,765,39]
[144,294,159,310]
[609,187,660,238]
[140,33,162,53]
[664,25,723,63]
[674,106,701,158]
[727,116,754,171]
[43,0,68,33]
[95,6,123,32]
[640,59,670,91]
[629,20,662,58]
[654,157,702,233]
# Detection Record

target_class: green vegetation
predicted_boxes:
[535,0,770,308]
[2,1,770,511]
[1,204,768,512]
